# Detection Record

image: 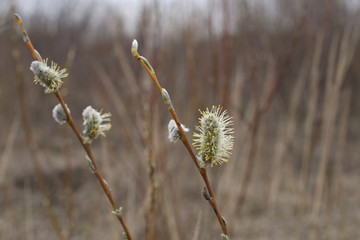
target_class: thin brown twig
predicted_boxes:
[133,47,229,236]
[14,14,134,240]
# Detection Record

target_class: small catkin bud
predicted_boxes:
[196,156,207,169]
[162,88,173,110]
[14,13,21,22]
[168,119,189,143]
[52,103,69,124]
[139,56,154,73]
[221,234,230,240]
[131,39,138,57]
[122,232,129,240]
[221,216,227,225]
[111,207,123,216]
[82,106,112,144]
[33,49,43,61]
[192,106,234,167]
[86,155,96,172]
[202,186,211,201]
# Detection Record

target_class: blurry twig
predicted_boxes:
[191,210,203,240]
[0,115,19,185]
[143,101,157,240]
[235,58,279,213]
[221,0,232,108]
[268,60,307,209]
[62,45,78,239]
[312,24,360,221]
[23,181,34,240]
[94,63,144,163]
[297,32,325,213]
[163,182,181,240]
[332,89,351,210]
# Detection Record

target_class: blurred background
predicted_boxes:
[1,0,360,239]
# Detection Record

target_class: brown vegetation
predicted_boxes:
[0,0,359,239]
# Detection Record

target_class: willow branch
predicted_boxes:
[14,14,133,240]
[132,43,229,236]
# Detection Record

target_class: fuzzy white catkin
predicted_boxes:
[29,59,68,93]
[193,106,234,167]
[168,119,189,143]
[52,103,69,125]
[30,61,48,76]
[82,106,102,122]
[82,106,111,144]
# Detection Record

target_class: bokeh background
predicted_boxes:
[1,0,360,239]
